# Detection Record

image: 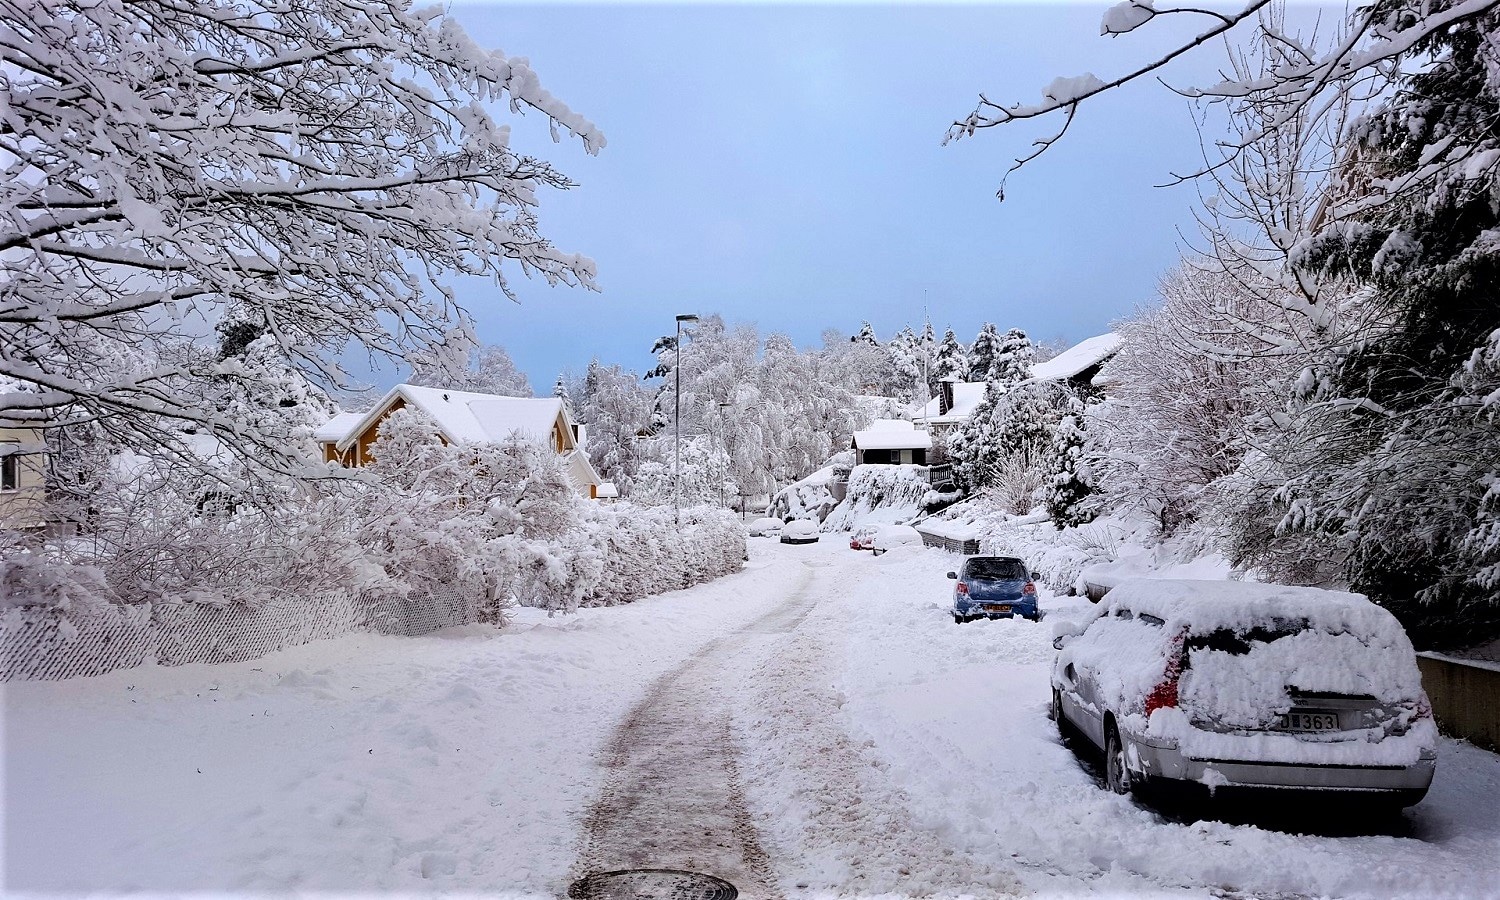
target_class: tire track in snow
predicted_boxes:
[733,559,1029,899]
[569,566,818,898]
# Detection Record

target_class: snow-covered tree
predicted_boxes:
[411,345,533,397]
[1046,412,1096,528]
[968,324,1005,383]
[932,329,970,384]
[851,322,880,346]
[992,328,1036,385]
[576,360,656,493]
[1,0,601,473]
[885,326,928,404]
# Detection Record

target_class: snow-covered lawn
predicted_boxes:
[6,539,1499,897]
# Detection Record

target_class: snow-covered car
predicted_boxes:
[869,524,922,556]
[947,555,1040,622]
[747,517,784,537]
[849,524,880,550]
[779,519,820,544]
[1050,579,1438,809]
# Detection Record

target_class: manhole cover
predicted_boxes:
[568,869,738,900]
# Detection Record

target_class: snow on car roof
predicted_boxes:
[1105,579,1404,641]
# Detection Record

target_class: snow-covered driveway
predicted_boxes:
[6,540,1500,898]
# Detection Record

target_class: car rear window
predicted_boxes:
[965,558,1027,580]
[1184,617,1311,655]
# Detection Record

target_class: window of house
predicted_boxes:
[1,450,17,492]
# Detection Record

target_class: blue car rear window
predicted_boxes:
[964,559,1027,580]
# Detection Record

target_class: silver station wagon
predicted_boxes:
[1050,579,1438,809]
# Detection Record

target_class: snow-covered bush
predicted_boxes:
[575,504,743,608]
[823,464,932,531]
[767,451,853,523]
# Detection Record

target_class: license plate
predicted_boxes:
[1279,709,1340,732]
[983,604,1011,613]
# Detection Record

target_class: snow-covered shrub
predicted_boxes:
[767,451,853,523]
[823,464,932,531]
[577,503,744,607]
[0,552,118,615]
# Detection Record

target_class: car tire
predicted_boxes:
[1105,725,1134,796]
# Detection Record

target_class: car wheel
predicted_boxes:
[1049,688,1063,723]
[1105,725,1133,796]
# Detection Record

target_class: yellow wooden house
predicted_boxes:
[313,384,604,498]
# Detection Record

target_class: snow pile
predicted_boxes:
[928,495,1236,599]
[767,450,853,523]
[822,464,931,531]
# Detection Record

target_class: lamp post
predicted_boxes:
[717,401,731,508]
[673,313,698,525]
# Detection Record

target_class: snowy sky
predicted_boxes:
[423,2,1341,393]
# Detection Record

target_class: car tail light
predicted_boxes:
[956,582,968,594]
[1022,582,1037,596]
[1145,629,1188,715]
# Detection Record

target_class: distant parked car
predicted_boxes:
[780,519,820,545]
[948,556,1040,622]
[1050,579,1437,809]
[747,517,784,537]
[850,524,880,551]
[870,524,923,555]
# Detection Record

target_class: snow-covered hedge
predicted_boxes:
[12,410,746,640]
[578,505,745,608]
[822,464,932,531]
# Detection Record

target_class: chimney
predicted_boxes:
[939,380,955,416]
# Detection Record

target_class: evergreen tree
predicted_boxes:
[553,372,572,414]
[968,323,1004,382]
[851,321,880,346]
[993,328,1036,385]
[1283,1,1500,647]
[1046,411,1096,528]
[932,328,970,383]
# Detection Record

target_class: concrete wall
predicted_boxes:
[1416,653,1499,752]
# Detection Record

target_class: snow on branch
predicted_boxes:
[948,0,1500,198]
[0,0,603,475]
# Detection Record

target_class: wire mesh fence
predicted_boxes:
[1,584,484,682]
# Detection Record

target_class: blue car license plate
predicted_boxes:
[983,604,1011,613]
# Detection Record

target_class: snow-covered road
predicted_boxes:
[6,540,1500,898]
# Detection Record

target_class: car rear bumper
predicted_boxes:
[1128,735,1437,793]
[956,598,1040,619]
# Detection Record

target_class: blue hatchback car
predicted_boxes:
[948,556,1041,623]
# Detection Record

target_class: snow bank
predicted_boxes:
[822,464,931,531]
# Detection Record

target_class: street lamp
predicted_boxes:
[673,313,698,524]
[717,401,731,508]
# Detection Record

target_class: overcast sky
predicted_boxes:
[426,2,1337,393]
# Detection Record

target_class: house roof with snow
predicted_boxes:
[326,384,573,453]
[915,381,987,425]
[1029,332,1122,383]
[852,420,933,451]
[312,411,365,444]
